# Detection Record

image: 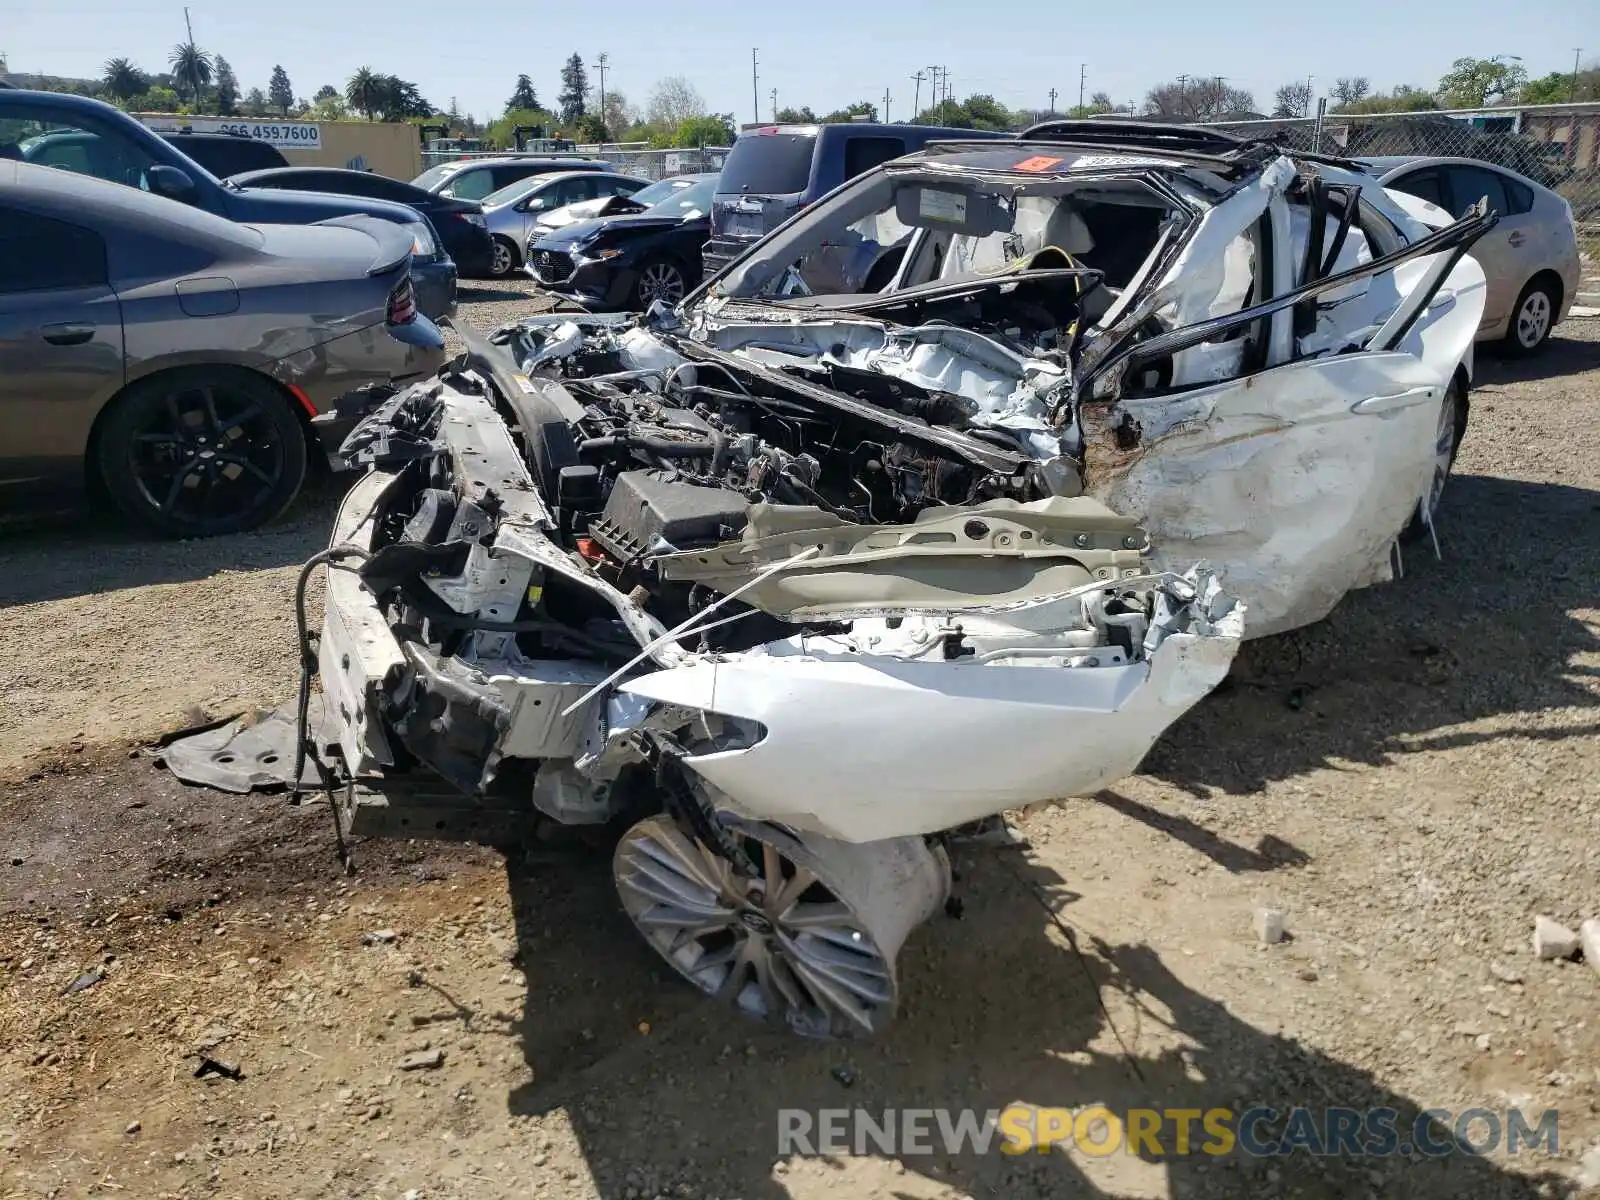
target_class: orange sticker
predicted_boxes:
[1013,155,1064,173]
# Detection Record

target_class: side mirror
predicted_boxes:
[147,164,197,204]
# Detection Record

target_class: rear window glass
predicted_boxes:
[1503,176,1535,215]
[720,132,816,195]
[413,163,459,190]
[1390,170,1443,208]
[1446,166,1509,219]
[843,136,906,178]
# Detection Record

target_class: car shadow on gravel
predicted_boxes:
[0,483,342,608]
[1475,332,1600,386]
[498,846,1575,1199]
[1140,473,1600,799]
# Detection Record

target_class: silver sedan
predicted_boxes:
[1363,155,1582,355]
[479,170,651,277]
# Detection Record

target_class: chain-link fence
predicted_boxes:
[1197,105,1600,232]
[572,144,732,180]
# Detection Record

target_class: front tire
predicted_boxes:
[95,368,307,538]
[488,236,520,279]
[1401,375,1467,544]
[632,256,689,310]
[1503,278,1557,356]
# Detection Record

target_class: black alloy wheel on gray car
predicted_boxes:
[489,236,520,279]
[633,256,688,309]
[96,367,308,538]
[1505,277,1557,356]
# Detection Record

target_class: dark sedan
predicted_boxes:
[0,160,445,537]
[524,173,717,310]
[227,166,494,277]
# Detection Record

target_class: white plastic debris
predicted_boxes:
[1532,915,1580,961]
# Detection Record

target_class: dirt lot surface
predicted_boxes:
[3,279,1600,1200]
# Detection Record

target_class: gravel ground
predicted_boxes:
[1,286,1599,1200]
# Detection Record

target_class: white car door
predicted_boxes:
[1079,188,1494,638]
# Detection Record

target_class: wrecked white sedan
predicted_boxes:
[298,121,1492,1037]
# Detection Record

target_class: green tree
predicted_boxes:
[820,100,877,123]
[1522,64,1600,105]
[101,58,147,103]
[136,85,181,113]
[214,56,239,115]
[243,87,268,116]
[346,67,384,119]
[309,90,349,120]
[918,94,1016,131]
[558,53,588,123]
[1436,56,1528,107]
[672,112,735,146]
[168,41,214,111]
[268,65,294,116]
[774,105,817,123]
[575,112,609,142]
[1332,84,1438,115]
[506,74,539,113]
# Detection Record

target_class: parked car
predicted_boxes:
[158,131,289,177]
[526,173,718,309]
[528,173,709,240]
[704,121,1014,280]
[480,170,650,278]
[1359,155,1581,355]
[301,121,1493,1038]
[226,166,493,277]
[410,156,613,203]
[0,90,456,319]
[0,159,445,537]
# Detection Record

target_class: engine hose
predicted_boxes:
[291,544,372,873]
[578,433,716,458]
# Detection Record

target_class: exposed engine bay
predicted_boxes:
[166,128,1497,1039]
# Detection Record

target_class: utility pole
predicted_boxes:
[927,65,940,123]
[1048,87,1058,115]
[1176,74,1189,118]
[940,66,950,122]
[590,52,609,146]
[1079,64,1086,110]
[911,70,925,122]
[751,49,759,126]
[770,87,777,122]
[1574,49,1585,102]
[182,7,200,111]
[1305,74,1314,117]
[882,87,891,123]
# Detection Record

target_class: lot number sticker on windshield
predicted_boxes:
[919,189,969,223]
[1013,155,1064,173]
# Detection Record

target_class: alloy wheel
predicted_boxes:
[490,239,514,277]
[1516,289,1552,350]
[637,261,686,307]
[124,383,286,529]
[615,815,904,1037]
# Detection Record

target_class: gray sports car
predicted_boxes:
[0,159,446,537]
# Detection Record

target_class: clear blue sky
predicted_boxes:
[1,0,1592,124]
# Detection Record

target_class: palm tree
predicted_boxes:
[345,67,383,120]
[101,57,147,103]
[168,41,213,111]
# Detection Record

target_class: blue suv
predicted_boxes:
[704,121,1013,285]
